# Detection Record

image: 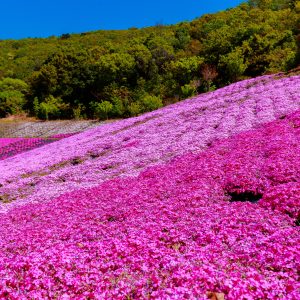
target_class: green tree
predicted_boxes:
[92,101,113,120]
[33,97,40,117]
[0,78,28,117]
[219,48,248,81]
[38,95,68,120]
[0,91,26,117]
[0,77,28,93]
[29,48,93,106]
[139,95,163,112]
[95,53,136,86]
[128,102,141,117]
[174,27,191,50]
[181,84,197,98]
[167,56,204,85]
[111,96,126,117]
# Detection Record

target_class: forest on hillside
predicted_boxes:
[0,0,299,120]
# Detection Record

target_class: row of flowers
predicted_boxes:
[0,107,299,298]
[0,75,299,211]
[0,138,23,148]
[0,134,76,161]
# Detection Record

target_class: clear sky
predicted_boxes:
[1,0,245,40]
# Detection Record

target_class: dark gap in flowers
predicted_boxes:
[70,157,83,166]
[89,152,99,159]
[295,218,300,226]
[58,176,66,183]
[227,190,263,203]
[0,194,14,203]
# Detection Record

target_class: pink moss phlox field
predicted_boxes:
[0,134,76,161]
[1,75,300,211]
[0,109,299,298]
[0,138,23,148]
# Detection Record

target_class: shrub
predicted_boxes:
[0,90,26,117]
[181,84,196,98]
[0,78,28,117]
[111,96,126,117]
[128,102,141,117]
[92,101,113,120]
[139,95,163,112]
[38,95,67,120]
[72,104,85,120]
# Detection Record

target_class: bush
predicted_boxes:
[0,78,28,117]
[38,95,67,120]
[0,78,28,93]
[72,104,85,120]
[219,48,247,82]
[181,84,196,98]
[0,90,26,117]
[139,95,163,112]
[111,96,126,117]
[91,101,113,120]
[128,102,141,117]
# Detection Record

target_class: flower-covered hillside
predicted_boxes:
[0,108,299,299]
[0,75,300,211]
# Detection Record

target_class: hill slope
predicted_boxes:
[0,77,299,298]
[0,74,300,211]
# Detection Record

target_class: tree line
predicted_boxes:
[0,0,299,120]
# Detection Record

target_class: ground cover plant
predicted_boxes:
[0,103,299,298]
[0,134,75,161]
[0,74,299,298]
[0,138,23,148]
[0,74,299,211]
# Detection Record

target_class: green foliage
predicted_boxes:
[200,64,218,92]
[33,97,40,116]
[219,48,248,81]
[72,104,85,120]
[91,101,113,120]
[0,77,28,93]
[174,27,191,50]
[38,95,67,120]
[139,95,163,112]
[248,0,292,10]
[0,78,28,117]
[0,90,26,117]
[167,56,204,84]
[95,53,136,86]
[111,96,126,117]
[128,102,141,117]
[181,84,197,98]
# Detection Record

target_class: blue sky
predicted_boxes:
[1,0,245,40]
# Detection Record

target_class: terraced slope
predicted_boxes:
[0,104,299,298]
[0,120,102,138]
[0,75,300,212]
[0,135,75,161]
